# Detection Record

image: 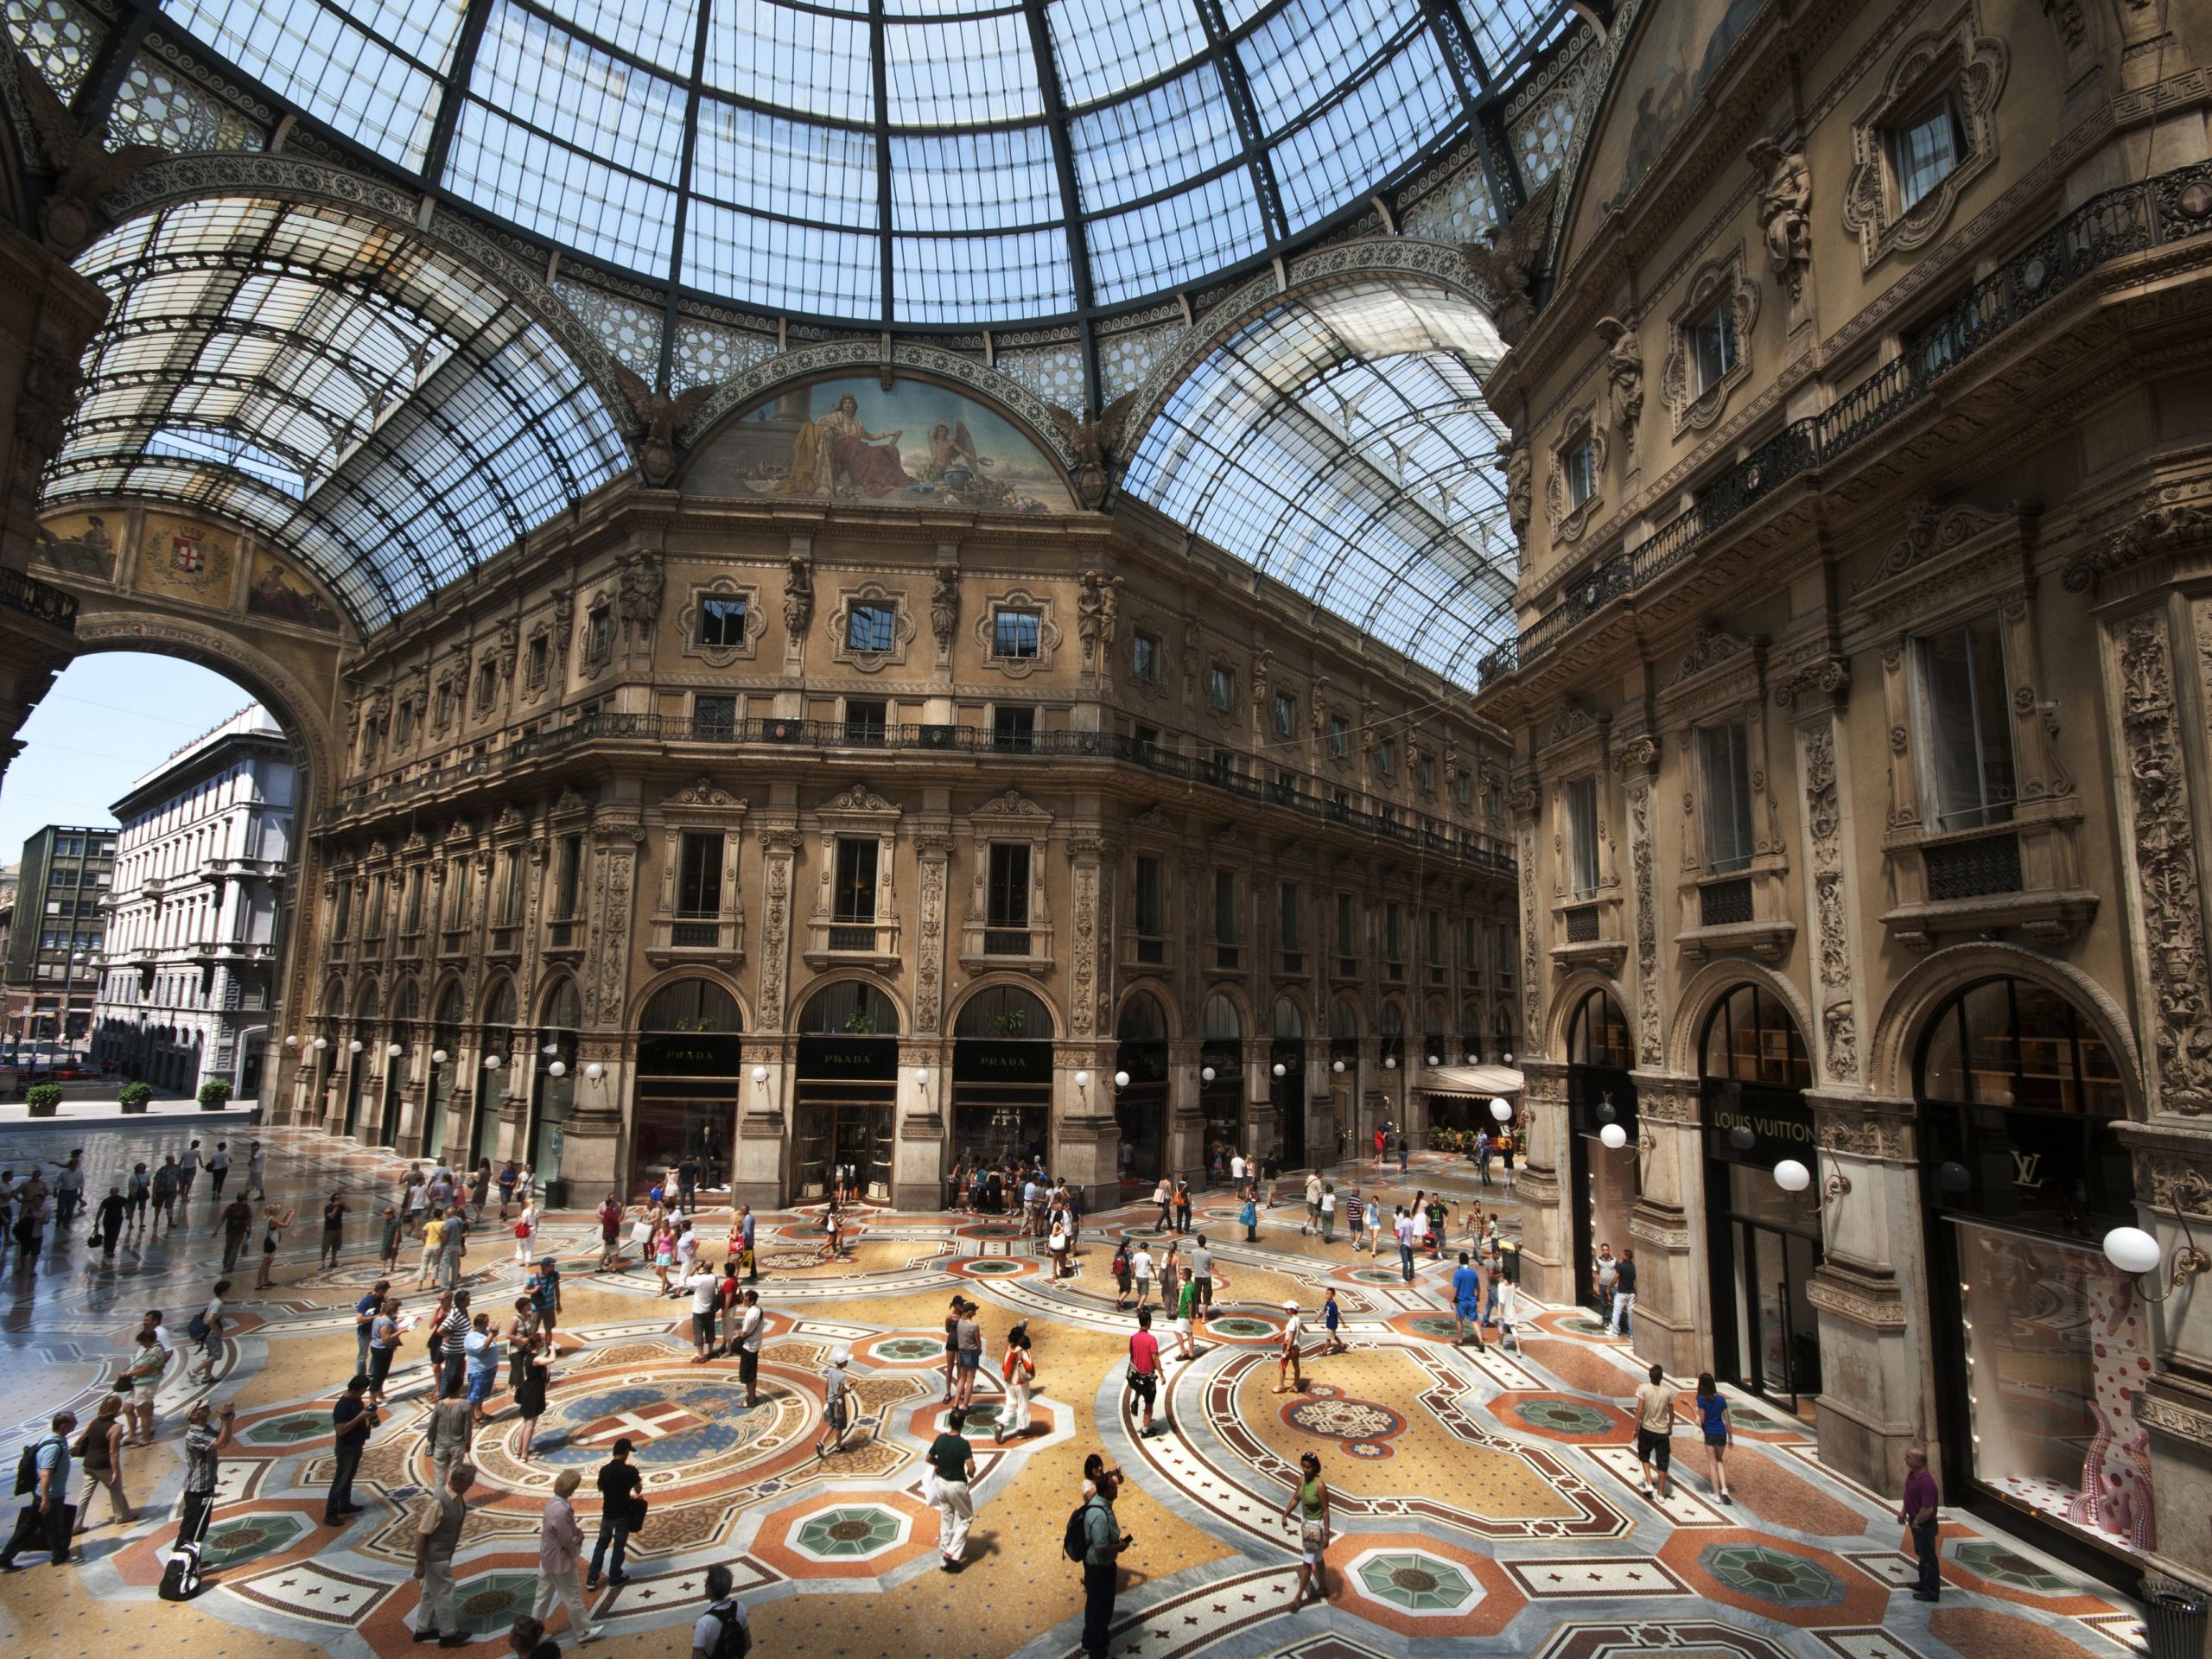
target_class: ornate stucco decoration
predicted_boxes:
[663,779,741,810]
[781,547,814,643]
[1593,317,1644,437]
[930,562,960,657]
[1661,246,1760,437]
[1046,395,1139,510]
[1496,437,1533,546]
[1748,137,1813,308]
[975,587,1064,678]
[1458,175,1560,346]
[826,582,916,674]
[1076,570,1123,678]
[2063,498,2212,594]
[1840,15,2009,270]
[610,366,715,486]
[616,551,663,645]
[677,577,766,666]
[1543,404,1607,544]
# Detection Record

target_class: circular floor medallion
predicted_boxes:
[1512,1400,1615,1435]
[1700,1542,1847,1607]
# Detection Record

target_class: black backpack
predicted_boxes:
[1062,1503,1090,1563]
[703,1599,750,1659]
[14,1435,59,1497]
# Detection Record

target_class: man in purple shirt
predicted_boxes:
[1898,1447,1941,1601]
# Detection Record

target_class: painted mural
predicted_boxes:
[246,546,342,632]
[684,376,1074,514]
[1570,0,1769,260]
[32,510,120,581]
[132,512,237,608]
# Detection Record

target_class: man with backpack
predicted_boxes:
[691,1563,750,1659]
[185,1281,230,1385]
[1071,1454,1133,1659]
[0,1409,77,1568]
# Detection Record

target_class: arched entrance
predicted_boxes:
[1698,983,1821,1408]
[1327,999,1361,1166]
[1270,996,1306,1169]
[1199,993,1244,1178]
[1566,988,1636,1318]
[1913,976,2145,1562]
[424,980,463,1162]
[343,981,378,1140]
[470,977,518,1170]
[379,980,416,1146]
[527,977,583,1195]
[1377,1001,1407,1154]
[635,977,744,1195]
[1115,992,1171,1189]
[951,985,1055,1173]
[795,981,899,1201]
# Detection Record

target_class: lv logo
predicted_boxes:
[2011,1150,2044,1189]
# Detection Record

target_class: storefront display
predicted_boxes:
[1115,992,1170,1187]
[1564,988,1636,1317]
[794,981,899,1199]
[634,977,743,1192]
[952,986,1055,1170]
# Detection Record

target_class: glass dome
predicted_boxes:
[156,0,1565,325]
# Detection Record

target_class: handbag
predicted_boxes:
[1300,1520,1326,1551]
[625,1493,649,1532]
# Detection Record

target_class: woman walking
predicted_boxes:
[1695,1373,1734,1503]
[255,1202,297,1288]
[513,1199,538,1268]
[122,1331,166,1444]
[73,1394,135,1533]
[366,1296,401,1403]
[995,1321,1034,1445]
[598,1195,625,1271]
[514,1333,550,1459]
[416,1209,446,1288]
[1152,1176,1173,1230]
[651,1219,677,1294]
[403,1169,428,1236]
[628,1204,654,1274]
[1277,1452,1331,1607]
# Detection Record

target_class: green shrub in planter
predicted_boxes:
[25,1084,60,1118]
[197,1079,232,1111]
[118,1082,154,1115]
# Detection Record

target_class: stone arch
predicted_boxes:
[1867,942,2144,1114]
[478,972,519,1027]
[1546,968,1635,1059]
[948,977,1061,1040]
[1115,984,1178,1041]
[1269,991,1309,1041]
[626,967,751,1034]
[1327,995,1363,1040]
[1199,985,1250,1042]
[793,972,908,1037]
[1667,958,1818,1083]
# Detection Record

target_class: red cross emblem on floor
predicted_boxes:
[577,1402,709,1444]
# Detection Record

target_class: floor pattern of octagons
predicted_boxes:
[0,1128,2152,1659]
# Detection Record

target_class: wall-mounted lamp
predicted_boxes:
[583,1062,605,1084]
[1773,1155,1851,1211]
[750,1065,768,1085]
[1599,1122,1628,1151]
[1464,1053,1478,1065]
[312,1036,329,1051]
[1113,1071,1130,1089]
[283,1034,299,1048]
[912,1067,931,1085]
[1074,1069,1092,1089]
[1426,1053,1440,1067]
[483,1052,503,1071]
[348,1039,364,1054]
[1503,1052,1514,1065]
[431,1048,448,1065]
[1490,1097,1512,1123]
[1272,1062,1287,1077]
[2104,1170,2211,1302]
[547,1060,567,1078]
[1382,1056,1397,1070]
[1332,1059,1346,1074]
[386,1042,403,1058]
[1200,1065,1217,1084]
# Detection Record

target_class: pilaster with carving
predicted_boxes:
[1617,734,1662,1067]
[1779,654,1863,1088]
[1068,830,1116,1041]
[756,823,801,1033]
[913,823,955,1035]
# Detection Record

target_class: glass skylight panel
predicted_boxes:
[1454,0,1553,72]
[448,99,676,272]
[1068,62,1239,213]
[1236,0,1409,135]
[470,2,688,183]
[1270,35,1451,230]
[159,0,448,164]
[146,426,307,496]
[696,102,877,230]
[1087,168,1264,304]
[882,11,1042,128]
[890,126,1061,233]
[1046,0,1209,108]
[705,2,872,126]
[683,204,881,316]
[534,0,700,73]
[893,230,1077,322]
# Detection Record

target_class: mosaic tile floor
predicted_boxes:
[0,1128,2148,1659]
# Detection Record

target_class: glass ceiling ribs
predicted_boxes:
[1121,280,1517,688]
[43,197,631,632]
[143,0,1566,326]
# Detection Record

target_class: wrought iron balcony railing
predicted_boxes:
[0,566,78,630]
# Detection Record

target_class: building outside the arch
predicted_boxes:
[91,702,297,1096]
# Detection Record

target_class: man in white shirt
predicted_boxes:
[1497,1278,1521,1353]
[1303,1172,1323,1234]
[1395,1207,1418,1283]
[686,1264,721,1362]
[1274,1300,1305,1394]
[691,1564,749,1659]
[1230,1152,1246,1184]
[737,1291,765,1408]
[1130,1245,1155,1310]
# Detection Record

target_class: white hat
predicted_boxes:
[831,1346,851,1367]
[1281,1300,1299,1311]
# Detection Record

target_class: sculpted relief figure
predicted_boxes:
[782,550,814,641]
[1496,437,1534,544]
[612,366,715,486]
[1046,394,1139,510]
[1593,317,1644,437]
[1749,137,1813,301]
[930,563,960,652]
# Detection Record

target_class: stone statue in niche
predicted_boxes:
[1749,137,1813,303]
[1496,438,1534,543]
[1076,569,1123,670]
[616,551,663,643]
[930,563,960,653]
[782,550,814,641]
[1594,318,1644,436]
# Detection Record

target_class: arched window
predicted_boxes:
[954,985,1054,1040]
[1117,992,1168,1043]
[642,978,743,1033]
[539,976,583,1031]
[1201,994,1243,1043]
[391,980,420,1027]
[797,980,899,1036]
[1329,999,1361,1042]
[1566,989,1630,1069]
[353,980,380,1021]
[1916,976,2124,1114]
[1378,1002,1404,1039]
[433,979,465,1030]
[1700,984,1810,1088]
[481,977,518,1029]
[1271,997,1305,1040]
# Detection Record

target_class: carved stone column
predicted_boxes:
[1626,1071,1702,1377]
[754,823,801,1036]
[1167,1038,1205,1183]
[565,799,642,1189]
[893,1039,950,1210]
[731,1038,790,1208]
[1054,1043,1121,1212]
[1061,830,1121,1210]
[1513,1058,1570,1301]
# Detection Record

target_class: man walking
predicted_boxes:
[737,1289,765,1408]
[585,1439,639,1590]
[207,1142,232,1199]
[411,1460,475,1647]
[439,1206,469,1290]
[51,1151,86,1233]
[1394,1205,1417,1283]
[355,1280,391,1376]
[325,1375,376,1524]
[1303,1171,1323,1235]
[178,1140,202,1202]
[0,1410,76,1568]
[1900,1447,1942,1601]
[1450,1251,1486,1349]
[426,1378,474,1491]
[1610,1248,1638,1339]
[439,1291,474,1397]
[1188,1236,1214,1335]
[1630,1362,1675,1501]
[928,1407,978,1570]
[151,1156,179,1230]
[1079,1457,1133,1659]
[216,1191,254,1274]
[93,1185,127,1262]
[247,1141,266,1200]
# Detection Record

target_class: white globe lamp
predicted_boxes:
[548,1060,567,1078]
[1491,1097,1512,1122]
[1773,1158,1811,1192]
[2103,1226,2163,1276]
[1074,1070,1091,1088]
[1113,1071,1130,1089]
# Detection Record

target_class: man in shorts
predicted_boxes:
[1631,1362,1675,1500]
[1451,1250,1486,1349]
[1303,1171,1323,1234]
[1130,1243,1155,1310]
[1273,1300,1305,1394]
[685,1261,721,1363]
[737,1289,765,1407]
[1124,1307,1161,1435]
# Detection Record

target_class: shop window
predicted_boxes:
[1688,297,1740,397]
[847,603,897,654]
[1914,614,2016,830]
[833,837,879,925]
[700,595,748,648]
[1566,777,1600,899]
[1916,976,2125,1117]
[1131,631,1160,685]
[1209,664,1234,713]
[1273,691,1296,736]
[1700,982,1810,1087]
[694,694,737,740]
[993,607,1041,658]
[1700,723,1756,873]
[1887,92,1964,211]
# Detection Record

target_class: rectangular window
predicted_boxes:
[1916,614,2017,831]
[497,849,524,925]
[1209,665,1235,712]
[992,705,1035,751]
[1426,908,1443,965]
[676,832,723,918]
[700,595,748,648]
[1135,855,1164,938]
[987,842,1031,927]
[403,868,423,933]
[360,719,379,766]
[435,680,455,727]
[1689,301,1740,395]
[833,837,879,924]
[1455,772,1472,808]
[694,694,737,740]
[333,880,353,941]
[1133,723,1160,761]
[1336,893,1358,968]
[525,634,550,688]
[1700,723,1757,874]
[1132,632,1160,684]
[1565,435,1596,507]
[555,834,583,919]
[476,658,501,709]
[1567,777,1600,899]
[1376,737,1395,776]
[847,604,897,653]
[1273,692,1296,737]
[993,608,1041,658]
[587,606,612,662]
[1419,755,1435,792]
[1384,902,1403,966]
[1279,881,1301,953]
[396,701,416,747]
[1889,92,1963,211]
[1214,870,1237,968]
[844,698,887,745]
[1328,715,1350,759]
[1463,915,1478,972]
[364,874,385,938]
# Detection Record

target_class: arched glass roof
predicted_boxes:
[152,0,1566,324]
[1122,281,1516,686]
[47,197,632,632]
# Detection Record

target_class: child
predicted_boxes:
[816,1348,854,1458]
[1320,1287,1345,1355]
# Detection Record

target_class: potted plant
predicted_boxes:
[118,1082,153,1116]
[198,1079,232,1112]
[25,1084,60,1119]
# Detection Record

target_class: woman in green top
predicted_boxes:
[1277,1450,1332,1606]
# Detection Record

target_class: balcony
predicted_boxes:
[1881,817,2095,951]
[1551,893,1626,972]
[805,918,900,969]
[1499,160,2212,679]
[1675,865,1796,964]
[961,921,1051,972]
[648,914,745,964]
[0,566,78,631]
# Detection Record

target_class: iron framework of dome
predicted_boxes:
[143,0,1566,327]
